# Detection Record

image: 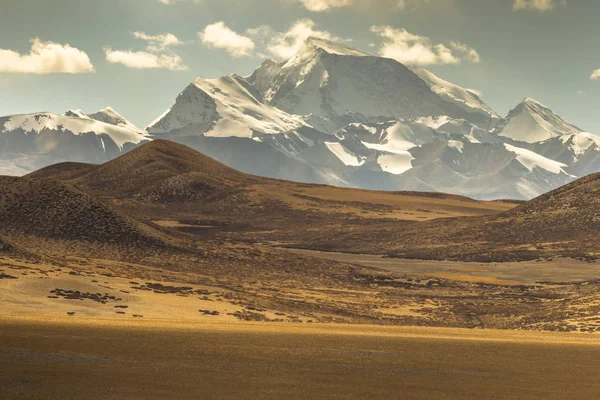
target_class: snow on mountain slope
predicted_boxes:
[564,131,600,155]
[87,107,147,135]
[2,113,147,148]
[504,144,568,174]
[415,116,502,143]
[247,37,498,129]
[65,109,91,119]
[412,69,500,128]
[404,141,573,199]
[494,98,582,143]
[324,141,365,166]
[0,112,149,175]
[147,74,305,138]
[338,120,443,155]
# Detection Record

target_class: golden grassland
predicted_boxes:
[2,316,600,400]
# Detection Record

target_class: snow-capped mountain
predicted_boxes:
[0,111,149,175]
[494,98,582,143]
[247,37,498,129]
[87,107,147,135]
[142,37,593,199]
[147,74,305,137]
[412,69,500,128]
[1,37,597,200]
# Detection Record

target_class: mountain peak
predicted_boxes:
[88,107,146,135]
[494,97,582,143]
[281,37,371,69]
[300,36,371,58]
[521,97,547,108]
[64,109,90,119]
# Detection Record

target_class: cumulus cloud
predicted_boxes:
[449,41,481,63]
[591,69,600,80]
[512,0,566,12]
[199,19,344,60]
[132,32,182,52]
[370,26,479,66]
[105,49,187,70]
[266,19,346,60]
[0,39,94,74]
[105,31,187,70]
[199,22,255,57]
[293,0,351,12]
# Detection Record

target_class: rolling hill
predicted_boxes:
[18,140,599,262]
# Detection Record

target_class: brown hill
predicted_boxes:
[502,172,600,234]
[26,162,96,181]
[29,140,251,202]
[22,140,525,263]
[273,173,600,261]
[0,176,164,248]
[29,140,514,222]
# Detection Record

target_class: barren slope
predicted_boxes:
[0,176,164,248]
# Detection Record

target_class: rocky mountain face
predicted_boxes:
[1,37,598,200]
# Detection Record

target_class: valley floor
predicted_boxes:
[2,316,600,400]
[286,249,600,286]
[3,253,600,332]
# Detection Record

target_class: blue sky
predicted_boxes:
[1,0,599,131]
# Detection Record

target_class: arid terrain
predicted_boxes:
[3,317,600,400]
[2,140,600,398]
[0,140,598,331]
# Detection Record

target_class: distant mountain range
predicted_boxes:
[1,37,598,200]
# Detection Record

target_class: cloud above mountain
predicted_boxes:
[199,22,255,57]
[264,19,347,59]
[199,19,345,60]
[370,26,480,66]
[0,39,94,74]
[132,32,183,52]
[105,31,187,70]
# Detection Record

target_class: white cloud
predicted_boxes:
[450,41,481,63]
[370,26,478,66]
[199,22,255,57]
[132,32,182,52]
[591,69,600,80]
[293,0,350,12]
[105,49,187,70]
[266,19,345,60]
[577,90,587,96]
[513,0,566,12]
[0,39,94,74]
[200,19,346,60]
[105,31,187,70]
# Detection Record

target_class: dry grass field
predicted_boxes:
[2,317,600,400]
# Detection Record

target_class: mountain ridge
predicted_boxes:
[1,37,598,200]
